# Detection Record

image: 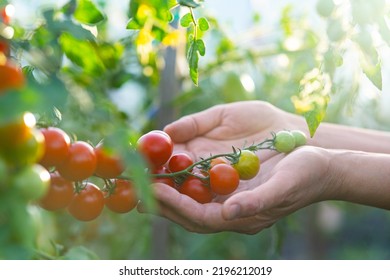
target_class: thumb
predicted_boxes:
[222,176,287,220]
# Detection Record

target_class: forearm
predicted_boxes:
[288,112,390,154]
[329,149,390,210]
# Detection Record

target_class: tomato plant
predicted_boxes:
[152,166,175,188]
[39,172,74,211]
[209,164,240,195]
[67,182,104,222]
[233,150,260,180]
[137,130,173,168]
[57,141,97,182]
[104,179,138,214]
[39,127,71,169]
[94,144,125,179]
[179,176,213,204]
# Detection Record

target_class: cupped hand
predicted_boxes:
[148,146,334,234]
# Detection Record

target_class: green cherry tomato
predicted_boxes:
[12,164,50,201]
[233,150,260,180]
[274,131,296,153]
[291,130,307,147]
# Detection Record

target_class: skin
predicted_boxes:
[139,101,390,234]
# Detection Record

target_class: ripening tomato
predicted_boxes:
[179,176,213,204]
[12,164,50,201]
[137,130,173,167]
[209,164,240,195]
[39,127,71,168]
[152,166,175,188]
[39,172,74,211]
[209,157,228,168]
[0,40,9,56]
[94,144,125,179]
[104,179,138,214]
[0,60,25,93]
[67,182,104,221]
[1,128,45,166]
[0,112,36,147]
[168,153,193,173]
[233,150,260,180]
[57,141,97,181]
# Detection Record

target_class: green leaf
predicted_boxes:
[180,13,193,28]
[61,246,99,260]
[187,40,199,85]
[304,103,327,137]
[74,0,105,25]
[126,18,142,29]
[59,33,105,75]
[178,0,203,8]
[196,39,206,56]
[198,17,209,31]
[363,63,382,91]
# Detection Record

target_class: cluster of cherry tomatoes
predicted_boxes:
[0,109,307,222]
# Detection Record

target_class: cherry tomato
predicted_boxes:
[291,130,307,147]
[152,166,175,187]
[179,176,213,204]
[57,141,97,181]
[233,150,260,180]
[209,164,240,195]
[39,127,71,168]
[12,164,50,201]
[0,60,25,93]
[137,130,173,167]
[0,40,9,56]
[0,5,12,24]
[104,179,138,214]
[0,112,36,147]
[168,152,193,173]
[94,144,125,179]
[273,131,296,153]
[210,157,228,168]
[1,128,45,166]
[67,182,104,221]
[39,172,74,211]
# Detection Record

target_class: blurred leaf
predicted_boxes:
[304,104,327,137]
[178,0,203,8]
[280,5,293,36]
[61,246,99,260]
[198,17,209,31]
[180,13,193,27]
[126,18,142,30]
[363,63,382,91]
[59,33,105,75]
[74,0,105,25]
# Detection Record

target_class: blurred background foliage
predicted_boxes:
[1,0,390,259]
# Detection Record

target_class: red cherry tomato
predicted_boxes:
[67,182,104,221]
[152,166,175,188]
[179,176,213,204]
[209,164,240,195]
[104,179,138,213]
[39,172,74,211]
[57,141,97,181]
[39,127,71,168]
[168,153,194,173]
[137,130,173,167]
[94,144,125,179]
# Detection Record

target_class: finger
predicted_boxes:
[222,174,289,220]
[163,105,223,143]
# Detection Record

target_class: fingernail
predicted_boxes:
[225,204,240,220]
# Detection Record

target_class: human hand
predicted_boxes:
[150,146,334,234]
